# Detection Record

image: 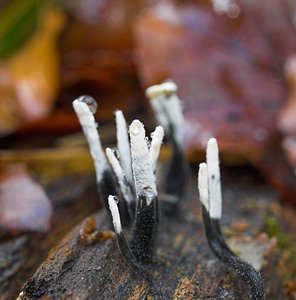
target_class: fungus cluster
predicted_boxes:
[73,82,264,300]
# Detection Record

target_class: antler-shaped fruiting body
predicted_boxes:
[108,119,163,264]
[198,138,264,300]
[108,195,163,299]
[74,97,164,297]
[72,96,119,212]
[146,82,187,214]
[128,120,160,264]
[107,119,164,297]
[73,86,265,300]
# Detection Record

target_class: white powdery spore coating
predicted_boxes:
[106,147,124,181]
[198,163,209,211]
[146,82,176,131]
[146,82,184,149]
[146,82,177,98]
[106,147,134,204]
[149,96,169,131]
[108,195,122,233]
[129,120,156,205]
[206,137,222,219]
[149,126,164,172]
[115,110,133,184]
[73,99,107,181]
[163,92,184,149]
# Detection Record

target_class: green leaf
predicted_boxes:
[0,0,43,60]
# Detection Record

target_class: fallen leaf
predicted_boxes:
[0,7,65,135]
[0,164,52,232]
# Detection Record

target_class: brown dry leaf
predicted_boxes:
[133,0,296,203]
[0,8,65,135]
[134,0,296,156]
[0,164,52,232]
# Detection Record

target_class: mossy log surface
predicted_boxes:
[18,168,296,299]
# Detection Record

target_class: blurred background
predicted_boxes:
[1,0,296,200]
[0,0,296,298]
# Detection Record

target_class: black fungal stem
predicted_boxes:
[109,196,163,300]
[130,196,158,264]
[202,206,264,300]
[105,147,136,221]
[117,232,163,300]
[146,82,187,214]
[198,139,265,300]
[73,97,130,226]
[163,137,187,213]
[129,120,160,264]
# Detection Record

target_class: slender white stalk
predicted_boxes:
[108,195,122,233]
[73,97,108,182]
[198,163,209,212]
[105,147,123,181]
[163,92,184,149]
[115,110,133,184]
[106,147,134,205]
[129,120,156,205]
[146,84,171,130]
[149,126,164,173]
[206,137,222,219]
[146,82,184,149]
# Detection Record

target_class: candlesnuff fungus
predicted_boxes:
[105,147,135,220]
[73,82,265,299]
[108,195,163,300]
[146,82,187,214]
[72,96,120,215]
[198,138,265,300]
[74,95,164,297]
[108,119,163,264]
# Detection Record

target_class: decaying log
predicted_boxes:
[18,168,296,299]
[0,175,100,300]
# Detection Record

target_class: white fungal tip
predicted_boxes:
[115,110,125,130]
[150,126,164,171]
[105,147,123,184]
[73,96,107,181]
[73,97,97,129]
[130,119,156,205]
[115,110,133,184]
[198,163,209,211]
[151,125,164,140]
[207,138,219,161]
[105,147,120,172]
[73,96,97,115]
[108,195,122,233]
[130,119,144,136]
[115,109,123,118]
[206,137,222,219]
[145,81,178,99]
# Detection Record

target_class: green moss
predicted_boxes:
[265,216,292,249]
[265,216,296,277]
